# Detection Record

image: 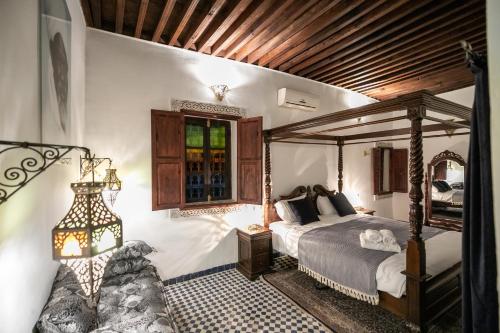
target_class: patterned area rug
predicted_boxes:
[166,265,331,332]
[263,256,461,333]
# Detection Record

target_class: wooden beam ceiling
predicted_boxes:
[134,0,149,38]
[81,0,486,100]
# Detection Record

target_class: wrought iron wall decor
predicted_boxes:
[0,140,91,205]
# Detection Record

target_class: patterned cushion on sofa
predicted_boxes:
[37,265,97,333]
[96,265,178,333]
[111,240,155,261]
[102,257,151,279]
[91,313,176,333]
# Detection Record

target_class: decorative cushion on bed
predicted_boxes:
[316,195,339,216]
[274,194,306,223]
[287,197,319,225]
[111,240,155,261]
[432,181,445,192]
[37,265,97,333]
[438,180,452,191]
[103,257,152,279]
[328,193,356,217]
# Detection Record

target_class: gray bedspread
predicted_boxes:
[298,216,445,304]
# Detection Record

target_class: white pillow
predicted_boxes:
[316,195,339,216]
[274,194,306,223]
[431,185,438,193]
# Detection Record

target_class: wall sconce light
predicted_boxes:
[103,168,122,207]
[210,84,229,101]
[52,156,123,300]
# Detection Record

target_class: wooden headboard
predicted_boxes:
[265,185,312,227]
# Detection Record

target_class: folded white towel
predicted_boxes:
[364,229,382,242]
[379,229,397,245]
[359,232,401,253]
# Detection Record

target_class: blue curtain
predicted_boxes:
[462,54,498,332]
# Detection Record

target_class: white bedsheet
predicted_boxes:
[432,189,464,204]
[270,214,462,298]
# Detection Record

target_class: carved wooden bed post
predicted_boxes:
[337,138,344,193]
[406,105,427,329]
[264,134,272,227]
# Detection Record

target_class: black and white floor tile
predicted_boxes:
[166,257,328,333]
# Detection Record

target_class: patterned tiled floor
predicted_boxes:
[166,258,329,333]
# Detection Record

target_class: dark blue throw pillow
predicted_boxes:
[438,180,452,192]
[433,180,451,192]
[287,197,319,225]
[328,193,356,217]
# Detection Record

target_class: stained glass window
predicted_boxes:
[185,117,231,203]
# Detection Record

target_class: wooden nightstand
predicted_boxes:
[355,206,376,215]
[237,227,272,280]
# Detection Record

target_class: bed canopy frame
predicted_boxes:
[262,90,471,331]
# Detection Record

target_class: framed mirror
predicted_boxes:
[425,150,466,231]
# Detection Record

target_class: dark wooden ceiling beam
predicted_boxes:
[234,1,315,62]
[211,0,274,56]
[309,0,482,81]
[356,57,467,93]
[269,0,381,70]
[294,0,447,76]
[335,33,485,89]
[197,0,253,54]
[81,0,94,27]
[183,0,226,50]
[115,0,125,33]
[246,0,342,65]
[354,45,485,93]
[90,0,101,29]
[342,38,486,90]
[152,0,176,43]
[168,0,199,46]
[280,0,416,73]
[320,21,485,84]
[360,64,473,98]
[223,0,294,59]
[361,64,475,100]
[134,0,149,38]
[364,66,474,100]
[258,0,363,67]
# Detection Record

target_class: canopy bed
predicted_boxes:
[262,90,471,331]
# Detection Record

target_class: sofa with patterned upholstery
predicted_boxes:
[35,241,178,333]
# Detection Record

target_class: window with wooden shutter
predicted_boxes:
[151,110,184,210]
[152,110,263,211]
[237,117,263,204]
[390,148,408,193]
[373,147,408,195]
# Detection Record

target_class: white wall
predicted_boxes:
[487,0,500,318]
[84,29,375,279]
[0,1,86,331]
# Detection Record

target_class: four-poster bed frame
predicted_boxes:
[262,90,471,331]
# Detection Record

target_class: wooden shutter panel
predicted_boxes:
[372,148,382,195]
[151,110,184,210]
[237,117,263,204]
[390,148,408,193]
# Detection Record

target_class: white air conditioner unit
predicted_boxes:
[277,88,319,111]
